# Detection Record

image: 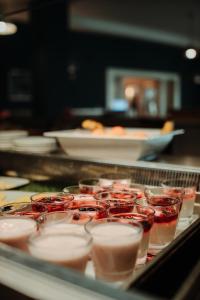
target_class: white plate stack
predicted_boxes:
[12,136,57,154]
[0,130,28,150]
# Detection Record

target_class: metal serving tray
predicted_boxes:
[0,150,200,300]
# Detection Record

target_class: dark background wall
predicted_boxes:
[0,24,31,110]
[68,31,200,110]
[1,24,200,114]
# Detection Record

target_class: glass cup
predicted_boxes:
[119,183,145,199]
[63,185,80,194]
[85,218,143,283]
[0,202,48,220]
[145,187,180,255]
[38,210,73,225]
[31,192,73,212]
[99,173,131,189]
[135,198,148,206]
[162,179,197,222]
[38,211,90,234]
[71,213,92,225]
[111,183,146,202]
[95,190,136,214]
[63,186,96,202]
[0,216,37,251]
[111,205,155,265]
[67,195,99,210]
[28,231,92,273]
[67,200,109,220]
[79,178,103,194]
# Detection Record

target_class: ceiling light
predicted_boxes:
[0,21,17,35]
[185,48,197,60]
[184,12,198,60]
[125,86,136,100]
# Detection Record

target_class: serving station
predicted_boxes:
[0,150,200,299]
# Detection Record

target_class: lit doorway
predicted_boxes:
[106,68,181,117]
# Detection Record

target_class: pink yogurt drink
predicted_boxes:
[86,220,142,282]
[28,233,91,272]
[0,216,37,251]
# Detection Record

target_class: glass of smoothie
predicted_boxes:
[145,187,181,255]
[39,211,90,235]
[162,179,197,223]
[86,218,143,283]
[111,205,155,265]
[28,231,92,273]
[38,210,73,225]
[0,216,37,251]
[99,173,131,190]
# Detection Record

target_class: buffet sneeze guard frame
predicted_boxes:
[0,151,200,300]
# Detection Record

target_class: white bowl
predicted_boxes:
[0,130,28,140]
[44,128,184,161]
[12,136,57,154]
[13,136,56,146]
[0,130,29,150]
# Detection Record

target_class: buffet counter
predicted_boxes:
[0,150,200,300]
[156,154,200,168]
[0,150,200,183]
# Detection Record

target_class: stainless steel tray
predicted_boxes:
[0,150,200,299]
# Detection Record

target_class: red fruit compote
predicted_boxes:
[67,200,109,220]
[95,191,136,215]
[114,183,145,200]
[31,192,73,212]
[0,202,48,220]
